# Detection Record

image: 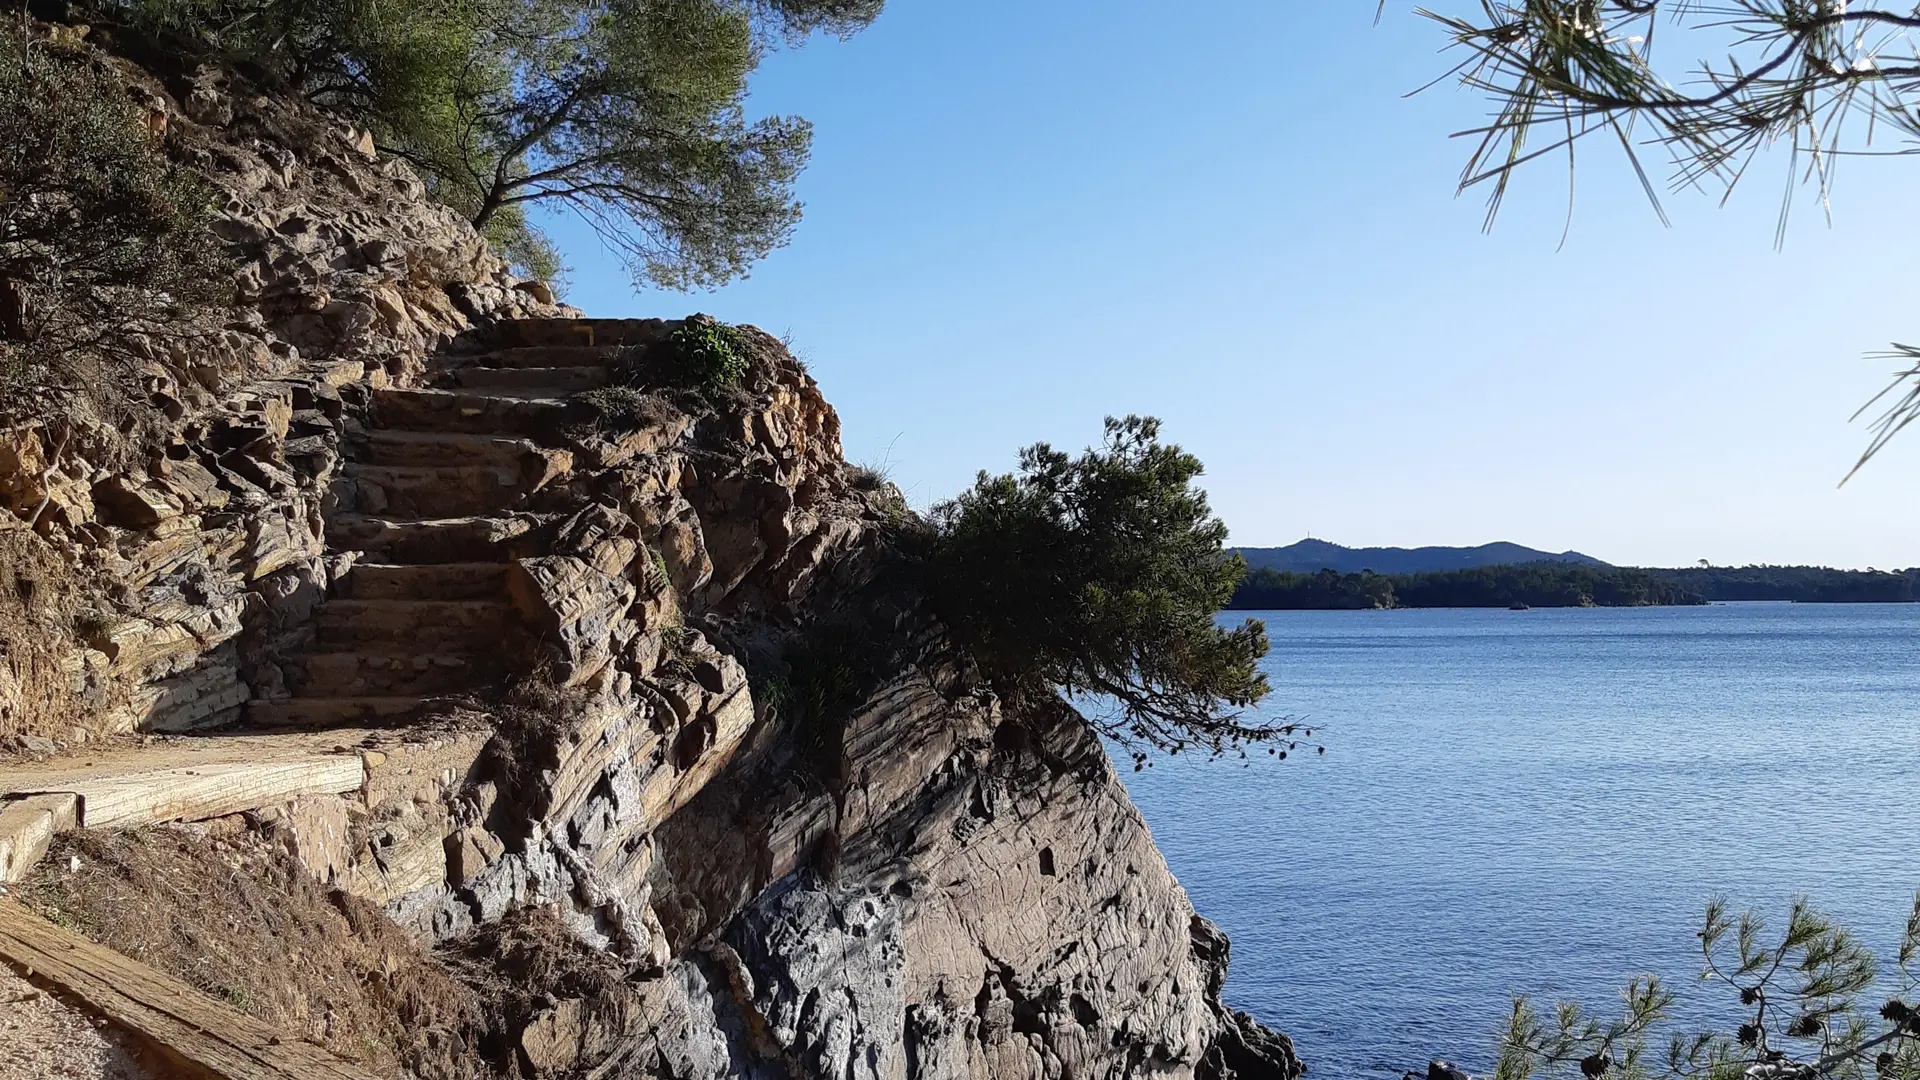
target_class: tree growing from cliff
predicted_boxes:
[98,0,881,288]
[1409,0,1920,475]
[0,21,227,421]
[928,415,1302,762]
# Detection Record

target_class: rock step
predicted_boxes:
[0,733,376,831]
[475,345,622,369]
[356,431,547,469]
[246,697,437,730]
[287,651,494,697]
[315,600,520,650]
[340,462,544,520]
[371,388,572,437]
[453,366,608,393]
[326,514,537,564]
[497,318,671,349]
[427,387,580,403]
[337,562,511,601]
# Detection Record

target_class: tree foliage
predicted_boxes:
[1416,1,1920,230]
[1231,563,1920,609]
[97,0,882,288]
[1660,565,1920,603]
[1493,896,1920,1080]
[0,20,228,419]
[1410,1,1920,473]
[1230,565,1707,610]
[927,415,1296,762]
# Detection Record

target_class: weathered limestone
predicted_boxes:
[0,39,564,746]
[356,431,555,468]
[0,794,77,883]
[0,26,1303,1071]
[314,599,520,651]
[287,651,488,697]
[1,751,364,829]
[370,387,574,437]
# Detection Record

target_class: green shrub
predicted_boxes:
[0,26,228,422]
[669,319,749,387]
[585,319,747,414]
[928,416,1283,762]
[645,547,672,594]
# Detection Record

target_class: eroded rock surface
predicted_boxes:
[0,34,561,743]
[0,27,1302,1080]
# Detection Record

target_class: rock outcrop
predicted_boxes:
[0,25,559,744]
[0,23,1302,1080]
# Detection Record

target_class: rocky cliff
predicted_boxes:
[0,26,1301,1080]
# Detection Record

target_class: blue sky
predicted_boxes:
[536,1,1920,569]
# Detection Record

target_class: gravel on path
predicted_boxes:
[0,968,158,1080]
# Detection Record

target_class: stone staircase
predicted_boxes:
[4,316,696,885]
[247,318,657,730]
[3,313,789,914]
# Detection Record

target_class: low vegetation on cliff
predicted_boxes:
[0,23,228,426]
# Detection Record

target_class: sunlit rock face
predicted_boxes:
[0,30,1301,1080]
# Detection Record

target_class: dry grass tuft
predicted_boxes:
[482,674,594,837]
[444,906,640,1076]
[452,905,626,1012]
[20,828,491,1080]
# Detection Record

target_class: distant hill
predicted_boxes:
[1235,538,1610,575]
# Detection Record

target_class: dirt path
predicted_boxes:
[0,967,156,1080]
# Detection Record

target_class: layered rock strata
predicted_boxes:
[0,26,1303,1080]
[209,312,1295,1076]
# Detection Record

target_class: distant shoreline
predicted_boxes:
[1226,564,1920,610]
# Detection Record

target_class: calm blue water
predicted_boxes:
[1119,603,1920,1079]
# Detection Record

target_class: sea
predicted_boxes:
[1118,603,1920,1079]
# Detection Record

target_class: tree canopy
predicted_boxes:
[101,0,882,287]
[926,416,1302,764]
[1411,1,1920,474]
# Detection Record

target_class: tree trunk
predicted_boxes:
[471,187,505,230]
[0,278,27,345]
